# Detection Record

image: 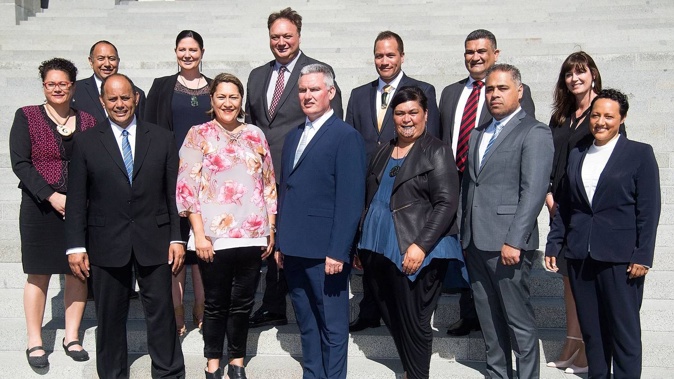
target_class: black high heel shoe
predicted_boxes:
[228,364,247,379]
[25,346,49,368]
[63,338,90,362]
[205,367,222,379]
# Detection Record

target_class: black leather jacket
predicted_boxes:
[360,133,460,255]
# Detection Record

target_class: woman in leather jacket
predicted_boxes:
[356,86,465,379]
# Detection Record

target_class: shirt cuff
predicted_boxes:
[66,247,87,255]
[170,241,187,245]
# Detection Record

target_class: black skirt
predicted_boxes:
[20,191,70,275]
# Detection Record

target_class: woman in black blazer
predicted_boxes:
[357,87,466,379]
[145,30,212,336]
[546,89,660,379]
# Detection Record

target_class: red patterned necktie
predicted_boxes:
[268,66,287,118]
[455,80,484,173]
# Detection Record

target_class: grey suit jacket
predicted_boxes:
[245,52,343,180]
[439,77,535,145]
[460,109,553,252]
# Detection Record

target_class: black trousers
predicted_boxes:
[258,246,288,314]
[92,257,185,379]
[198,246,262,359]
[568,257,644,379]
[355,248,381,322]
[362,250,448,379]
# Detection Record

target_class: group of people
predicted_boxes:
[9,6,660,379]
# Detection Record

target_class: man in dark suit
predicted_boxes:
[71,40,146,123]
[461,64,553,379]
[66,74,185,379]
[344,30,441,333]
[276,64,365,379]
[439,29,536,337]
[246,7,343,328]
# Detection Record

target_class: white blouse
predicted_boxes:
[581,134,621,204]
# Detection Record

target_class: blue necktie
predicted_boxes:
[480,121,503,169]
[122,129,133,184]
[293,122,312,168]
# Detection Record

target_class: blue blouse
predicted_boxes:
[359,156,467,283]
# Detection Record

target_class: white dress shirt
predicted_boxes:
[266,51,302,106]
[294,109,335,166]
[451,76,487,159]
[376,71,404,110]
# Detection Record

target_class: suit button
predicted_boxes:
[475,182,480,187]
[130,219,134,223]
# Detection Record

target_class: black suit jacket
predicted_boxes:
[439,77,535,144]
[71,75,146,123]
[346,73,441,161]
[65,120,181,267]
[546,136,660,267]
[144,73,213,131]
[245,52,343,180]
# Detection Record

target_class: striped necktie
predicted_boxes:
[268,66,287,118]
[456,80,483,172]
[121,129,133,184]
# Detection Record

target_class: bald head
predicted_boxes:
[99,74,139,128]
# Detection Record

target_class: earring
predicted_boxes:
[592,81,595,88]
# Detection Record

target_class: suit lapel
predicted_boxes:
[269,54,305,123]
[284,125,303,177]
[99,123,130,181]
[575,149,591,207]
[591,136,626,208]
[133,122,150,180]
[261,62,274,122]
[478,110,524,174]
[85,76,105,119]
[368,80,379,134]
[291,114,334,173]
[468,124,485,180]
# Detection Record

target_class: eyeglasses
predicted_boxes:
[43,81,73,91]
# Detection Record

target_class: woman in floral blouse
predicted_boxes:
[176,73,276,379]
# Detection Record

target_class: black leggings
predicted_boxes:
[198,246,262,359]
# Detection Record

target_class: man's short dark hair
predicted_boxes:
[465,29,497,49]
[374,31,404,54]
[486,63,522,87]
[267,7,302,35]
[89,40,119,57]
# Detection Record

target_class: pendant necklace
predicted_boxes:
[180,75,202,107]
[389,143,412,177]
[45,104,73,137]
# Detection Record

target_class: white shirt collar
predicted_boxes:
[491,106,522,130]
[378,71,404,92]
[110,116,138,135]
[275,51,302,73]
[93,75,103,95]
[305,109,334,130]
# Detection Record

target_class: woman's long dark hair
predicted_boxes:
[551,51,601,127]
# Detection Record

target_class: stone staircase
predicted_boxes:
[0,0,673,377]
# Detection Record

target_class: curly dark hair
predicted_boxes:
[38,58,77,82]
[591,88,629,118]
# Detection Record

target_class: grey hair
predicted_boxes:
[486,63,522,87]
[299,63,335,88]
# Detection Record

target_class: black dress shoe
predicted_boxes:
[249,310,287,328]
[446,318,480,336]
[349,318,380,332]
[205,367,222,379]
[228,364,247,379]
[26,346,49,368]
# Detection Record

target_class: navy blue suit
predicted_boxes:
[277,112,366,379]
[547,136,660,379]
[346,74,440,161]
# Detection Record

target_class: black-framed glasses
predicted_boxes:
[43,81,73,91]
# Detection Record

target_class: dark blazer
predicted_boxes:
[144,73,213,131]
[71,75,146,123]
[439,77,535,144]
[277,113,366,263]
[346,74,441,161]
[546,136,660,267]
[65,120,181,267]
[364,133,459,254]
[461,110,553,251]
[245,52,343,180]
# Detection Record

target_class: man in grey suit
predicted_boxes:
[461,64,552,379]
[246,7,343,328]
[439,29,536,337]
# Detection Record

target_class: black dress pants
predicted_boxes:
[198,246,262,359]
[355,249,382,322]
[259,253,288,314]
[92,257,184,379]
[363,250,448,379]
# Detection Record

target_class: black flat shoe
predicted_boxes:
[249,310,287,328]
[63,338,90,361]
[349,317,380,332]
[228,364,247,379]
[26,346,49,368]
[446,318,481,336]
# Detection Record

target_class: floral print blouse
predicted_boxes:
[176,121,277,239]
